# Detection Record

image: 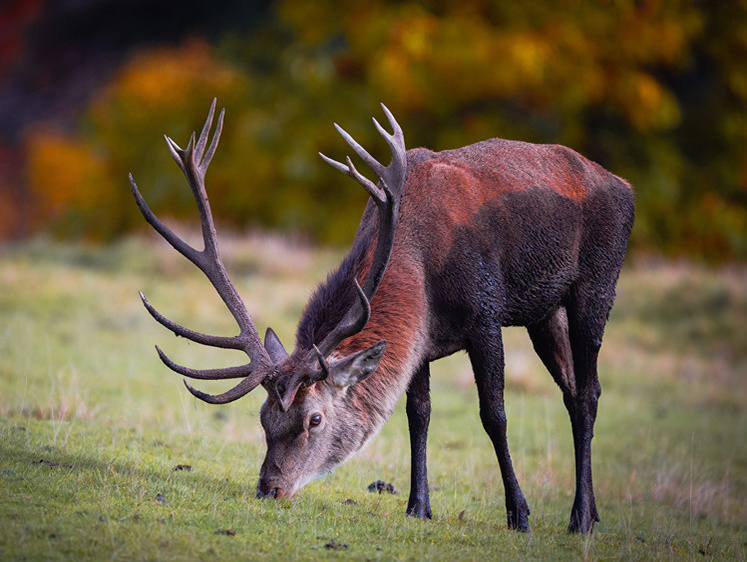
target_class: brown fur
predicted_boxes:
[220,115,635,533]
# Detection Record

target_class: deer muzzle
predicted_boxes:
[256,479,294,500]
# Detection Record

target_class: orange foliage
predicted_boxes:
[93,38,244,114]
[19,38,251,239]
[88,37,249,137]
[24,126,111,221]
[8,0,745,259]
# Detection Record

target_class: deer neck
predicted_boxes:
[331,256,427,441]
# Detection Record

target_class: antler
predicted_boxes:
[316,103,406,357]
[130,99,273,404]
[268,105,407,413]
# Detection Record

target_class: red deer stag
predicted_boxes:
[130,100,634,533]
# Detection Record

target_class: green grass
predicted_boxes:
[1,236,745,560]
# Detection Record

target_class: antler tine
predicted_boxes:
[345,157,386,201]
[132,101,273,405]
[312,344,331,379]
[155,346,250,379]
[359,107,406,299]
[140,292,247,349]
[183,370,268,405]
[164,136,188,177]
[318,152,382,200]
[371,104,406,190]
[194,98,216,164]
[318,151,349,174]
[379,103,404,142]
[130,174,200,265]
[202,107,224,171]
[333,123,387,180]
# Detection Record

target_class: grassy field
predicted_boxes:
[1,235,745,560]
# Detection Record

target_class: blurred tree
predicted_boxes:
[0,0,270,239]
[24,125,111,237]
[9,0,747,260]
[78,39,251,239]
[269,0,745,259]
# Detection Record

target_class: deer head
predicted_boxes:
[130,100,406,499]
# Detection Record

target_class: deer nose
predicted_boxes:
[256,478,275,499]
[257,477,292,499]
[256,487,277,499]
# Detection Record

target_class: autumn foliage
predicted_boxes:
[9,0,747,260]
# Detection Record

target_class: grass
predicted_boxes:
[1,235,745,560]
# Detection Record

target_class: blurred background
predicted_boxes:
[1,0,745,260]
[1,4,745,554]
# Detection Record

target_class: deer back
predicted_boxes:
[309,138,634,368]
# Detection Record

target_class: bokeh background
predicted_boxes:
[1,0,745,260]
[1,3,746,557]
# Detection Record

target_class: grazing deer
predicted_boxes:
[130,100,634,533]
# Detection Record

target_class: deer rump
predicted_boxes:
[130,102,634,535]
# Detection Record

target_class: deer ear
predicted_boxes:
[264,328,288,364]
[328,340,386,389]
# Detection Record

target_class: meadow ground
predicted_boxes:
[0,235,745,560]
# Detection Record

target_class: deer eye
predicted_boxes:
[309,413,322,427]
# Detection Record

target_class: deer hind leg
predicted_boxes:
[528,303,602,533]
[406,363,432,519]
[468,327,531,531]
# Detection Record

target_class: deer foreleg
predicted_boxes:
[405,363,432,519]
[469,328,530,532]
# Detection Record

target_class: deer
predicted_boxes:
[129,99,634,534]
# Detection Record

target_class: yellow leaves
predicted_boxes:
[100,38,243,111]
[272,1,695,139]
[7,0,741,257]
[605,71,681,132]
[616,0,701,66]
[88,38,249,144]
[364,7,439,110]
[632,73,680,130]
[507,33,551,87]
[396,11,438,61]
[364,8,557,110]
[280,0,686,132]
